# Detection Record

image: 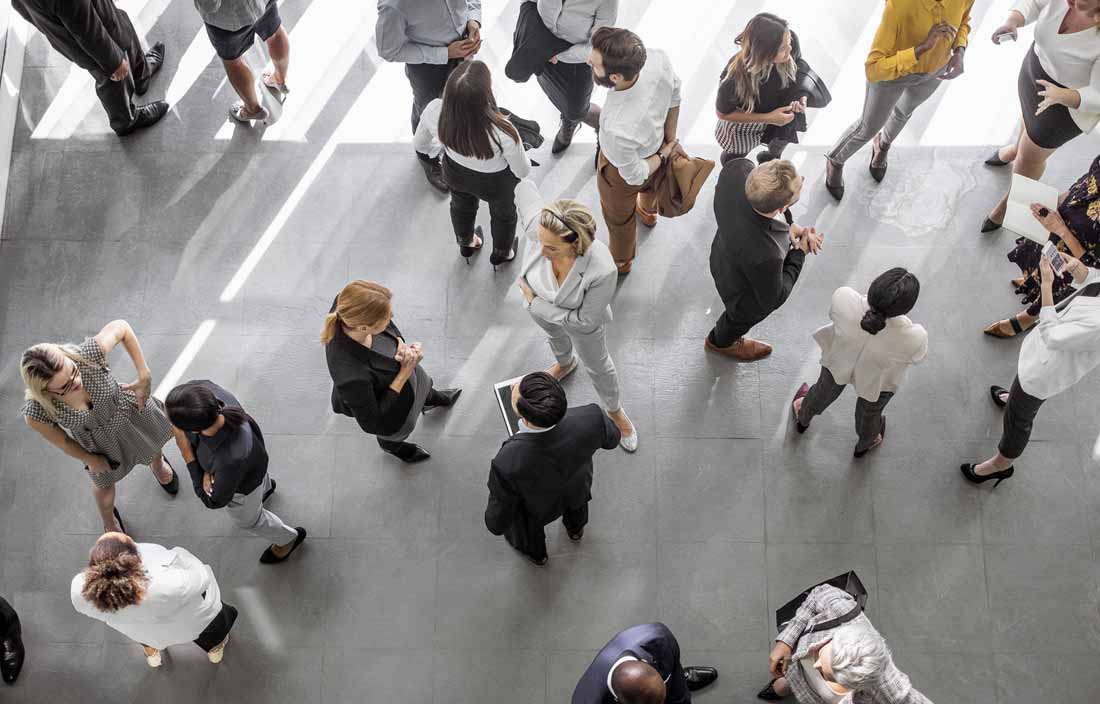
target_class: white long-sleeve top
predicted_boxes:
[1018,267,1100,399]
[413,99,532,178]
[1012,0,1100,132]
[533,0,618,64]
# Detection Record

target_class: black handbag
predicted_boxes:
[789,57,831,109]
[775,570,867,632]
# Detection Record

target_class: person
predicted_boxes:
[165,380,306,564]
[792,270,928,458]
[70,532,237,668]
[572,623,718,704]
[414,60,530,266]
[962,254,1100,487]
[484,372,620,565]
[823,0,973,200]
[530,0,618,154]
[0,597,23,685]
[757,584,931,703]
[980,0,1100,232]
[705,158,824,361]
[322,281,461,463]
[11,0,168,136]
[194,0,291,124]
[514,178,639,451]
[715,13,805,166]
[376,0,483,192]
[590,27,682,274]
[20,321,177,534]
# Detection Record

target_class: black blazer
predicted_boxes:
[572,623,690,704]
[11,0,130,77]
[709,158,804,322]
[324,320,414,438]
[505,0,571,82]
[485,404,620,534]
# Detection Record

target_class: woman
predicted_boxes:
[514,179,638,451]
[962,254,1100,487]
[322,281,461,463]
[20,320,177,534]
[981,0,1100,232]
[715,13,805,166]
[414,60,532,267]
[70,532,235,667]
[985,155,1100,336]
[792,269,927,458]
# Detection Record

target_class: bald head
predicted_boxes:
[612,660,666,704]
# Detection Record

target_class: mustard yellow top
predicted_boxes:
[866,0,974,82]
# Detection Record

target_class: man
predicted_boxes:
[706,158,823,361]
[572,623,718,704]
[531,0,618,154]
[376,0,483,192]
[484,372,620,565]
[0,597,23,685]
[194,0,291,124]
[590,27,680,275]
[12,0,168,136]
[824,0,972,199]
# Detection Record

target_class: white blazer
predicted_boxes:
[1018,267,1100,400]
[71,543,222,649]
[812,287,929,401]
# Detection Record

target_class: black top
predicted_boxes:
[571,623,688,704]
[505,0,572,83]
[716,31,802,115]
[11,0,130,77]
[709,158,804,318]
[183,380,267,509]
[484,404,620,535]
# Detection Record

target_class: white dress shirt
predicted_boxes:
[70,543,222,650]
[414,99,532,177]
[1018,267,1100,399]
[1012,0,1100,132]
[812,287,929,401]
[533,0,619,64]
[599,48,682,186]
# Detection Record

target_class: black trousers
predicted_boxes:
[505,504,589,561]
[998,376,1046,460]
[405,60,460,133]
[536,60,593,125]
[797,367,893,452]
[92,8,151,134]
[442,156,520,255]
[710,302,769,348]
[193,603,238,651]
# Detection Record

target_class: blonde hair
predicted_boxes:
[20,343,89,420]
[722,14,796,113]
[745,159,800,213]
[538,199,598,256]
[320,280,393,345]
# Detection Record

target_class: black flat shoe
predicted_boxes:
[683,666,718,691]
[259,527,306,564]
[568,527,584,541]
[458,225,484,262]
[854,417,886,458]
[989,385,1009,408]
[792,383,810,434]
[757,678,785,701]
[135,41,166,96]
[158,459,179,496]
[424,388,462,411]
[825,159,844,201]
[960,463,1014,488]
[984,149,1012,167]
[980,217,1003,233]
[1,635,24,685]
[262,478,277,503]
[112,507,126,534]
[385,443,431,463]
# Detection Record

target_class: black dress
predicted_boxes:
[715,32,804,156]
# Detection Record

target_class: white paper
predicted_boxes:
[493,375,526,437]
[1004,173,1060,245]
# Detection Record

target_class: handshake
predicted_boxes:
[790,222,824,255]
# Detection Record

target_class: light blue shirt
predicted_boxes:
[533,0,618,64]
[517,418,555,434]
[376,0,482,65]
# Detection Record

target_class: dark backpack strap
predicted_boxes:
[805,604,862,635]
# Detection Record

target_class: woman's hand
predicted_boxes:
[121,372,152,409]
[1029,202,1068,235]
[87,455,112,475]
[1062,254,1089,283]
[769,641,793,678]
[991,24,1018,44]
[1036,80,1078,114]
[916,22,955,57]
[1039,254,1055,288]
[789,97,808,114]
[202,471,214,496]
[518,277,536,304]
[765,107,795,126]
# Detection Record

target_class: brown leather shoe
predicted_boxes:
[635,198,658,227]
[704,335,772,361]
[616,260,633,275]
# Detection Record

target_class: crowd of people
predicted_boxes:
[4,0,1100,701]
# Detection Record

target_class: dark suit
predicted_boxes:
[12,0,152,133]
[708,158,805,347]
[485,404,620,561]
[572,623,690,704]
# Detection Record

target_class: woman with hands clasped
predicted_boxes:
[19,320,177,534]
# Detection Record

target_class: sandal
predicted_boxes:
[982,316,1024,338]
[228,102,269,124]
[262,73,289,101]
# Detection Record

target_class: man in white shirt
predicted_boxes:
[590,27,681,274]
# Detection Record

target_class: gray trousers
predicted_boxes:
[531,317,622,411]
[224,473,298,545]
[827,72,942,165]
[797,367,893,452]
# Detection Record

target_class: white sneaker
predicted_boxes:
[144,647,162,668]
[619,417,638,453]
[207,635,229,664]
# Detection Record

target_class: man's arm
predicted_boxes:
[375,6,449,64]
[751,249,805,315]
[600,408,622,450]
[56,0,125,75]
[484,462,518,535]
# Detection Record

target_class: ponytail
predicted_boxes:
[861,268,920,336]
[322,281,393,345]
[859,309,887,335]
[320,311,341,345]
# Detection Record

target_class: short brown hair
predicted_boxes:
[745,160,800,213]
[82,535,148,613]
[591,27,647,81]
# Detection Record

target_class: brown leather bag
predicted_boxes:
[651,141,716,218]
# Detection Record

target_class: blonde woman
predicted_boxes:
[514,179,638,452]
[20,320,176,534]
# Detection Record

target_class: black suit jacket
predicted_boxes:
[324,319,415,438]
[505,0,572,82]
[572,623,690,704]
[709,158,804,323]
[485,404,619,533]
[11,0,130,77]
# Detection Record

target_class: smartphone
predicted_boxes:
[1042,241,1067,275]
[993,29,1017,44]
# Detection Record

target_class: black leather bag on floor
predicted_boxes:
[775,570,868,632]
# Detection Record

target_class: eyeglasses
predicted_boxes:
[49,362,78,396]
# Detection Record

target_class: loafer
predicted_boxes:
[1,636,24,684]
[134,41,165,96]
[705,335,772,361]
[683,666,718,691]
[385,443,431,463]
[424,388,462,411]
[259,527,307,564]
[114,100,169,136]
[635,199,658,227]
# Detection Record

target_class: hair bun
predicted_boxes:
[860,309,887,335]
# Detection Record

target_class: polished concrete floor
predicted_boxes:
[1,1,1099,702]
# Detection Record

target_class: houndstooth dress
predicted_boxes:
[21,337,173,489]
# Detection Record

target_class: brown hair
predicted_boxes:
[591,27,647,81]
[722,13,796,113]
[538,199,598,256]
[745,159,801,213]
[438,61,520,161]
[81,535,148,613]
[320,280,393,345]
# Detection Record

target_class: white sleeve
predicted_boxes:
[1010,0,1046,24]
[502,131,532,179]
[413,100,444,158]
[1075,57,1100,115]
[602,129,650,186]
[668,60,682,108]
[515,178,544,242]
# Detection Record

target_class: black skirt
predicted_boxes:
[1018,43,1082,149]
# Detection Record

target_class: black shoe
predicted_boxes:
[424,388,462,411]
[259,527,306,564]
[263,478,277,503]
[792,383,810,434]
[980,217,1003,233]
[112,507,126,534]
[419,157,449,193]
[458,225,484,262]
[960,463,1014,488]
[568,527,584,541]
[134,41,166,96]
[757,678,785,700]
[1,635,24,685]
[683,666,718,691]
[869,136,888,182]
[825,158,844,200]
[989,385,1009,408]
[158,459,179,496]
[853,416,886,458]
[489,237,518,270]
[984,148,1012,167]
[552,120,581,154]
[385,442,431,463]
[114,100,169,136]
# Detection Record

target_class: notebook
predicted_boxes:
[493,376,525,437]
[1004,173,1060,245]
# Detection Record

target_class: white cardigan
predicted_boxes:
[71,543,222,650]
[1018,267,1100,399]
[812,287,929,401]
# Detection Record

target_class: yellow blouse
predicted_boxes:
[866,0,974,82]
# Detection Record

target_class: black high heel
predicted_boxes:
[989,385,1009,408]
[489,236,518,271]
[757,678,785,701]
[112,507,127,534]
[984,149,1012,166]
[980,217,1003,233]
[960,463,1014,487]
[458,225,484,263]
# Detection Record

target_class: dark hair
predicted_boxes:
[438,60,520,160]
[82,535,148,612]
[165,381,250,432]
[591,27,647,81]
[515,372,567,427]
[861,268,920,335]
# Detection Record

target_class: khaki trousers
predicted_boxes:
[596,151,658,270]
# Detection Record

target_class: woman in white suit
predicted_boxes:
[515,179,638,452]
[792,268,927,457]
